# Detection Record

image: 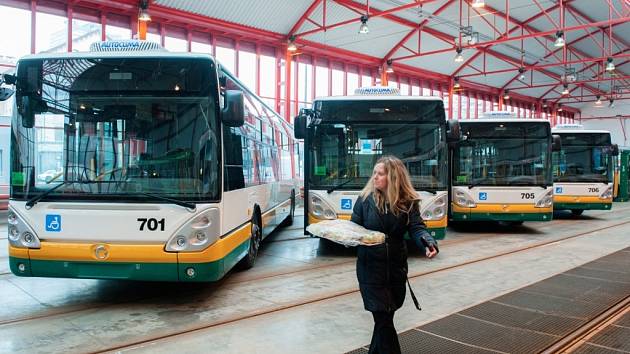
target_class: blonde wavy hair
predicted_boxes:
[360,155,420,218]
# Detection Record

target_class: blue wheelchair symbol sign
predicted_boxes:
[45,214,61,232]
[555,187,563,194]
[479,192,488,201]
[340,199,352,210]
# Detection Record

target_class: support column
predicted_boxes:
[31,0,36,54]
[284,47,292,122]
[67,5,73,52]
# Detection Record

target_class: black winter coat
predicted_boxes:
[351,194,432,313]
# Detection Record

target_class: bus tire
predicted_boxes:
[282,190,296,226]
[571,209,584,216]
[240,209,262,270]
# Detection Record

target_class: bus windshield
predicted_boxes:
[309,100,447,191]
[553,133,613,183]
[10,57,221,202]
[453,122,552,186]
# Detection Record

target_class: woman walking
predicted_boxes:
[351,156,438,354]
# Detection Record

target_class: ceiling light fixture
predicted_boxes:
[454,47,464,62]
[359,15,369,34]
[503,90,510,100]
[472,0,485,8]
[518,67,526,81]
[609,99,615,108]
[595,95,602,106]
[554,31,565,47]
[605,57,615,72]
[562,84,570,95]
[287,35,298,52]
[385,59,394,73]
[453,77,460,89]
[138,0,151,22]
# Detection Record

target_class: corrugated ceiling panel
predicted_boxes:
[399,50,474,75]
[570,1,623,24]
[155,0,314,34]
[303,16,410,58]
[368,0,447,25]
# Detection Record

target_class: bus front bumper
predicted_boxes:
[8,224,252,282]
[553,196,613,211]
[451,203,553,222]
[308,213,447,240]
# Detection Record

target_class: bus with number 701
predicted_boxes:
[2,40,298,282]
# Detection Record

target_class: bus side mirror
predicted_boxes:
[611,144,619,156]
[18,95,47,128]
[447,119,461,143]
[552,134,562,152]
[294,114,306,139]
[0,87,14,101]
[222,90,244,127]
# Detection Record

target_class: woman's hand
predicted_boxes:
[425,245,438,259]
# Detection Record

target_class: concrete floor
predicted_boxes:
[1,204,630,353]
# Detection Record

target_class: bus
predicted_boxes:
[552,125,618,215]
[2,40,298,282]
[450,112,560,224]
[614,148,629,202]
[294,87,459,240]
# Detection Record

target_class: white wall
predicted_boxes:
[578,100,630,147]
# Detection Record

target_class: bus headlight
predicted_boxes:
[535,189,553,208]
[8,211,18,225]
[421,194,447,221]
[7,207,41,249]
[453,188,476,208]
[309,194,337,220]
[165,208,220,252]
[599,186,613,200]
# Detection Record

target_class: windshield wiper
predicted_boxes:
[327,177,358,194]
[25,180,92,208]
[130,192,196,211]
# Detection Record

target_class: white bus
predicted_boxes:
[3,40,298,282]
[450,112,561,224]
[552,124,618,215]
[294,87,460,240]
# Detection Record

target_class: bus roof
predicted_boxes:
[461,118,551,124]
[17,50,215,62]
[551,129,611,134]
[314,95,443,102]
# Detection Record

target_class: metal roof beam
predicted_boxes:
[288,0,324,36]
[383,0,455,60]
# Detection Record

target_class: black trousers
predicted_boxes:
[369,311,401,354]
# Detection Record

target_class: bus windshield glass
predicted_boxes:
[10,57,221,202]
[553,133,613,183]
[309,99,447,191]
[453,122,552,186]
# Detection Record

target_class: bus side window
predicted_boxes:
[223,126,245,191]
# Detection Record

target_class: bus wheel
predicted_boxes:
[571,210,584,217]
[283,190,296,226]
[240,213,262,269]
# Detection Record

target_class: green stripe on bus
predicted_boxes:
[451,212,552,222]
[554,202,612,210]
[9,237,251,282]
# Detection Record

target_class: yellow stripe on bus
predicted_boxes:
[8,245,29,258]
[554,195,611,204]
[28,243,176,263]
[425,216,447,229]
[452,203,552,214]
